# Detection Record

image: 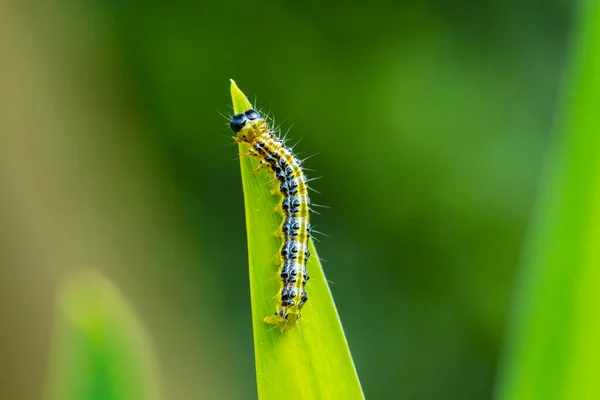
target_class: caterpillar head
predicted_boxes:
[230,109,266,144]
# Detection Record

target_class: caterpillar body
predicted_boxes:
[230,109,311,330]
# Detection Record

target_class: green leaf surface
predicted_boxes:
[230,80,364,399]
[46,270,162,400]
[495,2,600,400]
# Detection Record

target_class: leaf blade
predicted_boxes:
[231,81,364,399]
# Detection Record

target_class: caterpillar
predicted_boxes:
[230,108,311,330]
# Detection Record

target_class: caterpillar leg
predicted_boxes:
[252,159,269,173]
[274,218,285,239]
[239,150,268,174]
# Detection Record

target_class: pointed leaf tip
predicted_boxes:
[230,80,253,114]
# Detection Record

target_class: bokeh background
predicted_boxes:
[0,1,573,399]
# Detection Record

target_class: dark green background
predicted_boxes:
[0,0,573,398]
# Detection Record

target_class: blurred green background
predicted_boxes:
[0,0,573,399]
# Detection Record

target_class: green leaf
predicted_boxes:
[495,2,600,400]
[230,80,364,399]
[46,270,162,400]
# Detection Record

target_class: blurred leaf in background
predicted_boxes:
[496,1,600,399]
[46,270,162,400]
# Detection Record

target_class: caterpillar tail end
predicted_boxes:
[264,313,299,331]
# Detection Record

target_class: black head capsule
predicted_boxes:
[244,109,261,120]
[230,113,247,133]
